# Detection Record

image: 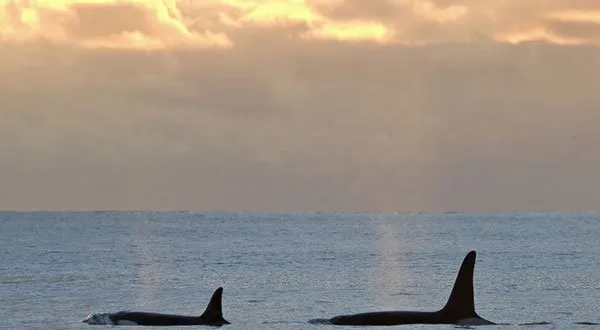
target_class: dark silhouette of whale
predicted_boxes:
[320,251,494,326]
[82,287,229,326]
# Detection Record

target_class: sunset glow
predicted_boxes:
[2,1,600,212]
[3,0,600,49]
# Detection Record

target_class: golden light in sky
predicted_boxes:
[3,0,600,50]
[2,1,600,212]
[0,0,232,49]
[0,0,392,49]
[304,20,392,43]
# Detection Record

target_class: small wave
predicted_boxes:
[556,311,574,315]
[0,275,37,284]
[574,322,599,325]
[389,292,418,296]
[82,313,115,325]
[518,322,554,326]
[1,274,84,285]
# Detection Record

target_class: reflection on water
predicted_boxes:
[371,213,411,309]
[130,213,160,308]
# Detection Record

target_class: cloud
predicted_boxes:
[483,1,600,44]
[308,0,400,22]
[3,0,600,49]
[0,0,231,49]
[553,21,600,42]
[1,1,600,211]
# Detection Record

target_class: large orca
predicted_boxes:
[323,251,495,326]
[83,287,230,326]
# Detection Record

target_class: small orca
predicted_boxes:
[323,251,495,326]
[83,287,230,326]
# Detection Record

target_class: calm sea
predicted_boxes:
[0,212,598,329]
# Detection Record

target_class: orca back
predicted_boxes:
[83,287,230,326]
[110,312,199,326]
[324,250,494,326]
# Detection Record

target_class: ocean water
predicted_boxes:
[0,212,598,330]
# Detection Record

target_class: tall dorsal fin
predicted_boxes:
[200,287,229,324]
[440,251,477,318]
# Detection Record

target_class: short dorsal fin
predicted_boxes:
[200,287,229,324]
[440,251,477,318]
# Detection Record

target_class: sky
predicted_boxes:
[1,0,599,212]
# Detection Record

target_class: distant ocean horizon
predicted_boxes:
[1,211,598,329]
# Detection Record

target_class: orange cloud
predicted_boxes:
[0,0,231,49]
[3,0,600,49]
[487,2,600,44]
[304,20,393,43]
[234,1,322,26]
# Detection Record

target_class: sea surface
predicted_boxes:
[0,212,598,330]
